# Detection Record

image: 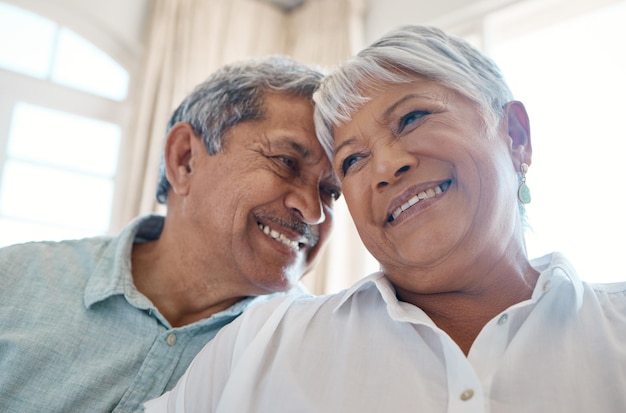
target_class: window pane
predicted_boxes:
[0,2,57,78]
[0,218,94,247]
[8,103,120,176]
[51,27,129,101]
[0,160,113,232]
[489,1,626,282]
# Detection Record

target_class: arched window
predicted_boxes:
[0,1,131,246]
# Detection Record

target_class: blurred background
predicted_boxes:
[1,0,625,294]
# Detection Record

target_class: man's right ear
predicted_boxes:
[163,122,196,197]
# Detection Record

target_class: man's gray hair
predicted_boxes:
[313,25,514,159]
[156,56,324,204]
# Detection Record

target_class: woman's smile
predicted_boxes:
[386,179,451,224]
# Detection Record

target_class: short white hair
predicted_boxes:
[313,25,514,159]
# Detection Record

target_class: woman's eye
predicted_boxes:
[340,155,360,176]
[398,110,430,133]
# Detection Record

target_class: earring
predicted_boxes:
[517,162,531,204]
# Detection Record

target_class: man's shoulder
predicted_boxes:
[0,236,114,282]
[1,235,112,257]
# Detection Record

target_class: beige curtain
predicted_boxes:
[120,0,287,221]
[120,0,369,294]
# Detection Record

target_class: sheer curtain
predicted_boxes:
[120,0,285,221]
[119,0,368,295]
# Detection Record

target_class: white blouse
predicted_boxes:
[145,252,626,413]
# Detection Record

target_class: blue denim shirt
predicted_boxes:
[0,215,272,413]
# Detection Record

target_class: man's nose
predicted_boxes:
[284,183,325,225]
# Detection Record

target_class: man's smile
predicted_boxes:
[257,221,311,251]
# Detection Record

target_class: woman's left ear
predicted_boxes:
[504,101,532,166]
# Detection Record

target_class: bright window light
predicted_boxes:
[52,27,129,101]
[9,103,121,176]
[0,160,113,232]
[489,1,626,283]
[0,102,120,246]
[0,2,57,78]
[0,218,95,246]
[0,3,129,101]
[0,3,129,248]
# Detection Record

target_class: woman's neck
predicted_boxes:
[393,257,539,355]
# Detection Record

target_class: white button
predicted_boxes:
[165,333,177,346]
[460,389,474,401]
[543,280,552,292]
[497,313,508,325]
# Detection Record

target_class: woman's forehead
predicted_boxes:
[342,79,451,117]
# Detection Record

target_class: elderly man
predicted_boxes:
[0,56,339,413]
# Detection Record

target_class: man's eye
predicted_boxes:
[276,156,297,170]
[327,187,341,202]
[398,110,430,133]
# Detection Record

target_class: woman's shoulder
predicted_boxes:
[240,289,344,325]
[581,280,626,329]
[585,280,626,309]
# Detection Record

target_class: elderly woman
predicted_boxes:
[145,25,626,413]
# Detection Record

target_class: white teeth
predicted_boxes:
[389,183,447,222]
[258,223,301,250]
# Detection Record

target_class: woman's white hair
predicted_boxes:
[313,25,514,159]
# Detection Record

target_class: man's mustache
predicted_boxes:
[259,212,319,248]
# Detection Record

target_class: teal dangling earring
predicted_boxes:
[517,162,531,204]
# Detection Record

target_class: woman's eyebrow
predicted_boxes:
[333,137,358,157]
[383,93,436,120]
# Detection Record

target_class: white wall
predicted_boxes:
[363,0,521,43]
[10,0,523,63]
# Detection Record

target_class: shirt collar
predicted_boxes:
[83,215,308,327]
[333,272,434,324]
[334,251,585,315]
[334,271,384,311]
[530,251,584,311]
[83,215,164,310]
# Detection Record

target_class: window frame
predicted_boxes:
[0,0,140,241]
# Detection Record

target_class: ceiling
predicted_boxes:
[264,0,307,11]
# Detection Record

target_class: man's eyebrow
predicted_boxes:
[270,138,313,159]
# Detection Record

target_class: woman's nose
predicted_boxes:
[373,145,417,190]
